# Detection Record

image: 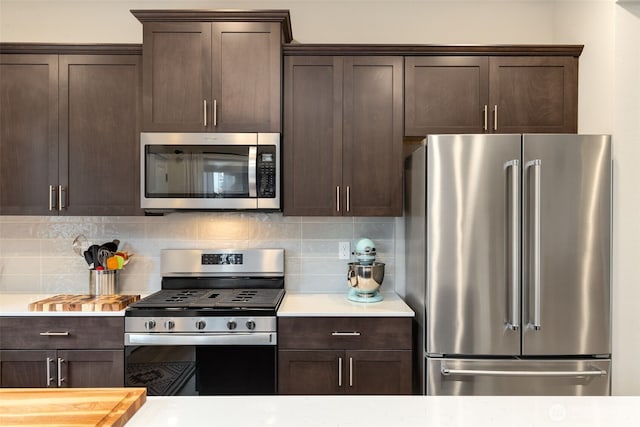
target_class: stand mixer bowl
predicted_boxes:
[347,262,385,294]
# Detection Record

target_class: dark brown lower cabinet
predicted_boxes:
[0,316,124,388]
[279,349,411,395]
[0,349,124,388]
[278,317,412,395]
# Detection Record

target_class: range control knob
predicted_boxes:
[164,320,175,330]
[245,320,256,330]
[227,320,237,330]
[144,320,156,330]
[195,320,207,330]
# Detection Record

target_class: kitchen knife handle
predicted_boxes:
[46,357,54,387]
[527,159,542,331]
[57,358,65,387]
[493,104,498,131]
[506,159,520,331]
[338,357,343,387]
[203,99,207,127]
[336,186,340,212]
[483,105,488,131]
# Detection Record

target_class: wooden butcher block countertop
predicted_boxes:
[28,294,140,312]
[0,387,146,427]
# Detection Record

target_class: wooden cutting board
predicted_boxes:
[28,294,140,312]
[0,387,146,427]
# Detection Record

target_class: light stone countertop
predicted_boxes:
[124,395,640,427]
[277,292,414,317]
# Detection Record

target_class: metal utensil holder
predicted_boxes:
[89,269,119,295]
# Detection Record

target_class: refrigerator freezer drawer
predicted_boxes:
[426,358,610,396]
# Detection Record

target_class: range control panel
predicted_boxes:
[201,253,244,265]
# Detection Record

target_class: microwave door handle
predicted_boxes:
[248,146,257,197]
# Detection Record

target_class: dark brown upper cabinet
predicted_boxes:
[0,53,58,215]
[405,56,489,135]
[488,56,578,134]
[283,55,403,217]
[0,45,142,216]
[132,10,293,133]
[404,47,581,136]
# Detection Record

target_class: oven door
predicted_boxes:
[125,338,277,396]
[140,132,280,210]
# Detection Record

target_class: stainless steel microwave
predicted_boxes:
[140,133,280,211]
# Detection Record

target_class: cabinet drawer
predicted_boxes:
[278,317,411,350]
[0,317,124,350]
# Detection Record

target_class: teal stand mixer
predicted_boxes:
[347,238,385,303]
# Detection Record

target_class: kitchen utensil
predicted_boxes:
[101,241,119,253]
[346,238,384,303]
[72,234,89,258]
[97,247,113,269]
[85,244,100,269]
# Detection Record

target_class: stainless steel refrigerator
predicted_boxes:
[404,134,611,395]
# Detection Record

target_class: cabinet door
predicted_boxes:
[212,22,281,132]
[278,350,345,395]
[489,56,578,133]
[0,350,57,387]
[347,350,412,395]
[142,22,212,131]
[0,54,58,215]
[343,56,403,216]
[58,350,124,388]
[405,56,489,136]
[283,56,343,216]
[59,55,142,215]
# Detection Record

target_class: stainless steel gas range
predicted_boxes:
[124,248,285,396]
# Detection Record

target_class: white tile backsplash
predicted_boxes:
[0,213,400,295]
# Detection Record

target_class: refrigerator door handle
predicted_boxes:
[505,159,520,331]
[526,159,542,331]
[441,366,607,378]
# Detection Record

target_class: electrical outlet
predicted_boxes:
[339,242,351,260]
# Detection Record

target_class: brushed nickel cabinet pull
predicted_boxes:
[39,331,70,336]
[213,99,217,127]
[338,357,343,387]
[493,104,498,131]
[48,185,57,211]
[57,358,65,387]
[483,105,488,131]
[331,331,361,336]
[336,186,340,212]
[346,186,351,212]
[349,357,354,387]
[203,100,207,127]
[46,357,54,386]
[58,185,66,210]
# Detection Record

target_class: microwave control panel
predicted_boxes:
[257,147,277,198]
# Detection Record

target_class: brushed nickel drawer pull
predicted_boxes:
[349,357,354,387]
[338,357,343,387]
[331,331,361,336]
[39,331,70,336]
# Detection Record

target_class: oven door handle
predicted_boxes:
[125,332,277,346]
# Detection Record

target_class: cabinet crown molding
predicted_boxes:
[131,9,293,43]
[283,44,584,57]
[0,43,142,55]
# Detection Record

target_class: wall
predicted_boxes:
[0,214,398,294]
[2,0,639,395]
